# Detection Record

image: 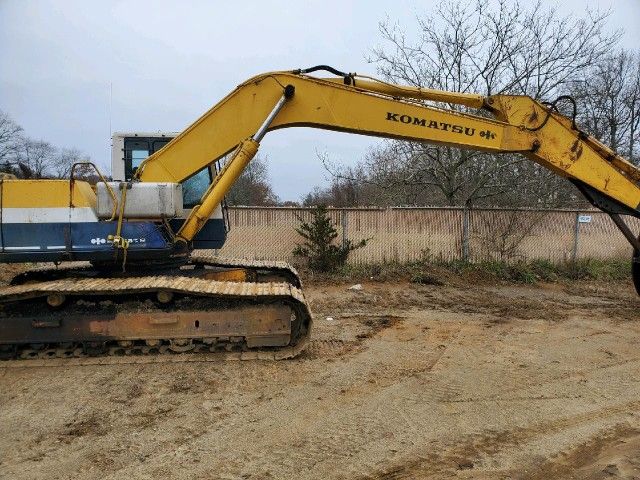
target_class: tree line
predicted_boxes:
[304,0,640,209]
[0,111,91,179]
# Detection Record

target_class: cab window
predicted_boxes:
[182,168,211,208]
[123,137,170,180]
[131,149,148,171]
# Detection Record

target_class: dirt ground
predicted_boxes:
[1,275,640,479]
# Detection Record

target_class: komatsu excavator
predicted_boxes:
[1,65,639,360]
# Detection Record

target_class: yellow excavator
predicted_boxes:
[0,65,639,360]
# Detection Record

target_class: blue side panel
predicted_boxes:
[69,221,169,251]
[168,218,227,249]
[2,221,169,251]
[0,218,226,263]
[0,221,172,263]
[2,222,68,249]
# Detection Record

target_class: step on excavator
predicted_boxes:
[1,65,639,360]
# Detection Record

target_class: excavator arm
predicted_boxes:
[133,66,640,292]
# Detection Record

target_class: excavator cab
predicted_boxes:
[111,132,229,249]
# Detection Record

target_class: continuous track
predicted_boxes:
[0,257,312,361]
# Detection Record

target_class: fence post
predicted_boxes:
[341,209,348,249]
[572,211,580,262]
[462,206,470,262]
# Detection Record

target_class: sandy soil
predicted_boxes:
[1,277,640,479]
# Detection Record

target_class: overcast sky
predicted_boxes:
[1,0,639,201]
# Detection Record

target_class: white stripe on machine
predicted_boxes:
[1,207,99,223]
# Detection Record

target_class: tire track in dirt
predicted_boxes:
[192,321,464,478]
[331,313,640,478]
[3,281,639,480]
[304,315,406,359]
[515,424,640,480]
[354,400,640,479]
[305,339,355,357]
[112,317,462,479]
[428,311,640,407]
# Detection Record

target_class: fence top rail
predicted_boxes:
[227,205,608,214]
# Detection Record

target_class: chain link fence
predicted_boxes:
[215,206,639,264]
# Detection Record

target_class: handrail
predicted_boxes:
[69,162,118,221]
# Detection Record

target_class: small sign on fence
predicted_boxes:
[578,215,592,223]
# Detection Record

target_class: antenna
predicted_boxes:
[108,81,113,176]
[109,81,113,136]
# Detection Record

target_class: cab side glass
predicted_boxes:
[182,168,211,208]
[131,149,149,170]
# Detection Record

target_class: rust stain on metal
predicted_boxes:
[203,268,248,282]
[88,320,110,335]
[31,319,61,328]
[0,257,312,361]
[570,139,583,160]
[148,316,179,325]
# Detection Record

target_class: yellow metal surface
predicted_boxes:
[2,179,96,208]
[136,72,524,184]
[202,268,248,282]
[492,95,640,209]
[177,138,259,242]
[322,76,486,109]
[136,70,640,230]
[202,269,248,282]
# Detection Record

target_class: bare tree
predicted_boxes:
[626,57,640,164]
[0,110,23,166]
[572,50,640,165]
[53,147,90,178]
[0,111,93,179]
[372,0,617,98]
[13,138,57,178]
[322,0,618,208]
[302,178,363,207]
[226,155,279,206]
[472,209,549,261]
[303,152,369,206]
[316,138,586,208]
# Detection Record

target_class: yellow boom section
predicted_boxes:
[135,70,640,242]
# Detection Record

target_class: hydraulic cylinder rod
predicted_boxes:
[175,86,294,244]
